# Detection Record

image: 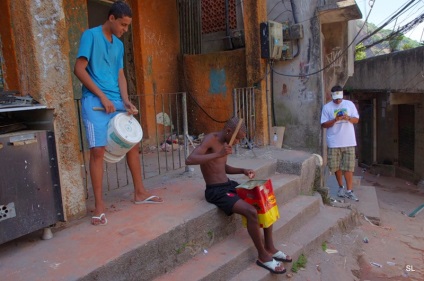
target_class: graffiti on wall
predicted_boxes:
[326,46,344,74]
[143,29,174,63]
[209,68,227,95]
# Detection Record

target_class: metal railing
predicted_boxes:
[233,87,257,147]
[75,92,189,196]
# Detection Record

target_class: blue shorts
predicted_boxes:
[81,95,126,148]
[205,180,241,216]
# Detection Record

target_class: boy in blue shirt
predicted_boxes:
[74,1,163,226]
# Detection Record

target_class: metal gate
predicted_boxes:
[233,87,257,147]
[75,92,189,196]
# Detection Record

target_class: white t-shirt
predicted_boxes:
[320,99,359,148]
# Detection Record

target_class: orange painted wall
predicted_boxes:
[129,0,180,142]
[183,49,247,135]
[0,0,20,91]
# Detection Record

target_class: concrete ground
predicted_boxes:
[293,169,424,281]
[1,147,423,281]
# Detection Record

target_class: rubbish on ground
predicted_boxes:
[386,261,395,266]
[370,262,382,268]
[203,249,208,254]
[363,237,369,243]
[330,197,345,203]
[316,265,321,272]
[325,249,338,254]
[408,203,424,217]
[186,134,197,148]
[160,142,180,152]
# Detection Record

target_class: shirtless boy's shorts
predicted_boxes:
[81,95,127,148]
[205,180,241,216]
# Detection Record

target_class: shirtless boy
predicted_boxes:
[185,117,291,274]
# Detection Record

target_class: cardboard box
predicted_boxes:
[236,179,280,228]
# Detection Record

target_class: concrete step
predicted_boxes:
[231,202,359,281]
[0,148,321,281]
[154,195,322,281]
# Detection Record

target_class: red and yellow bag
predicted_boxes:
[236,179,280,228]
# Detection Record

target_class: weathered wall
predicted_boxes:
[347,48,424,182]
[64,0,88,101]
[268,0,324,153]
[182,0,269,144]
[0,0,20,91]
[416,97,424,180]
[322,21,350,97]
[9,0,86,220]
[129,0,180,143]
[345,47,424,93]
[183,49,247,134]
[243,0,268,145]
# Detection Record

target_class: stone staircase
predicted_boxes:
[146,149,359,281]
[0,148,360,281]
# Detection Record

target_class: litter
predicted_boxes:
[370,262,382,268]
[408,203,424,218]
[325,249,338,254]
[363,237,369,243]
[386,261,395,266]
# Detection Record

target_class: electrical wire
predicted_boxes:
[361,12,424,50]
[269,0,375,77]
[357,0,419,46]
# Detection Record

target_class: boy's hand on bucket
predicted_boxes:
[244,169,255,179]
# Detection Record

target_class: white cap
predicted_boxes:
[331,90,343,100]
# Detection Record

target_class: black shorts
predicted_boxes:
[205,180,241,216]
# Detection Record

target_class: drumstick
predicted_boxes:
[229,118,244,146]
[92,107,127,112]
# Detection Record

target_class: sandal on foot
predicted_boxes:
[92,213,107,226]
[272,250,292,262]
[256,259,286,274]
[134,195,163,204]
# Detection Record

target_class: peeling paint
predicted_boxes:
[33,0,66,78]
[147,55,153,76]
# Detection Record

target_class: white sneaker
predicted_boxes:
[345,191,359,201]
[337,187,346,197]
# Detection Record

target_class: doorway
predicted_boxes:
[398,104,415,170]
[359,100,374,166]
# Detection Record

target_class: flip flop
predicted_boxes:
[91,213,108,226]
[256,259,286,274]
[272,250,293,262]
[134,195,163,204]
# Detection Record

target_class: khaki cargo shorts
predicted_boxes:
[327,146,356,172]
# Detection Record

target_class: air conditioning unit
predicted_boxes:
[260,20,284,60]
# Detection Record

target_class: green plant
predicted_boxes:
[355,43,366,61]
[175,243,187,254]
[291,253,307,272]
[321,241,327,251]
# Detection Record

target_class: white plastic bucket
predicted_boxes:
[104,113,143,163]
